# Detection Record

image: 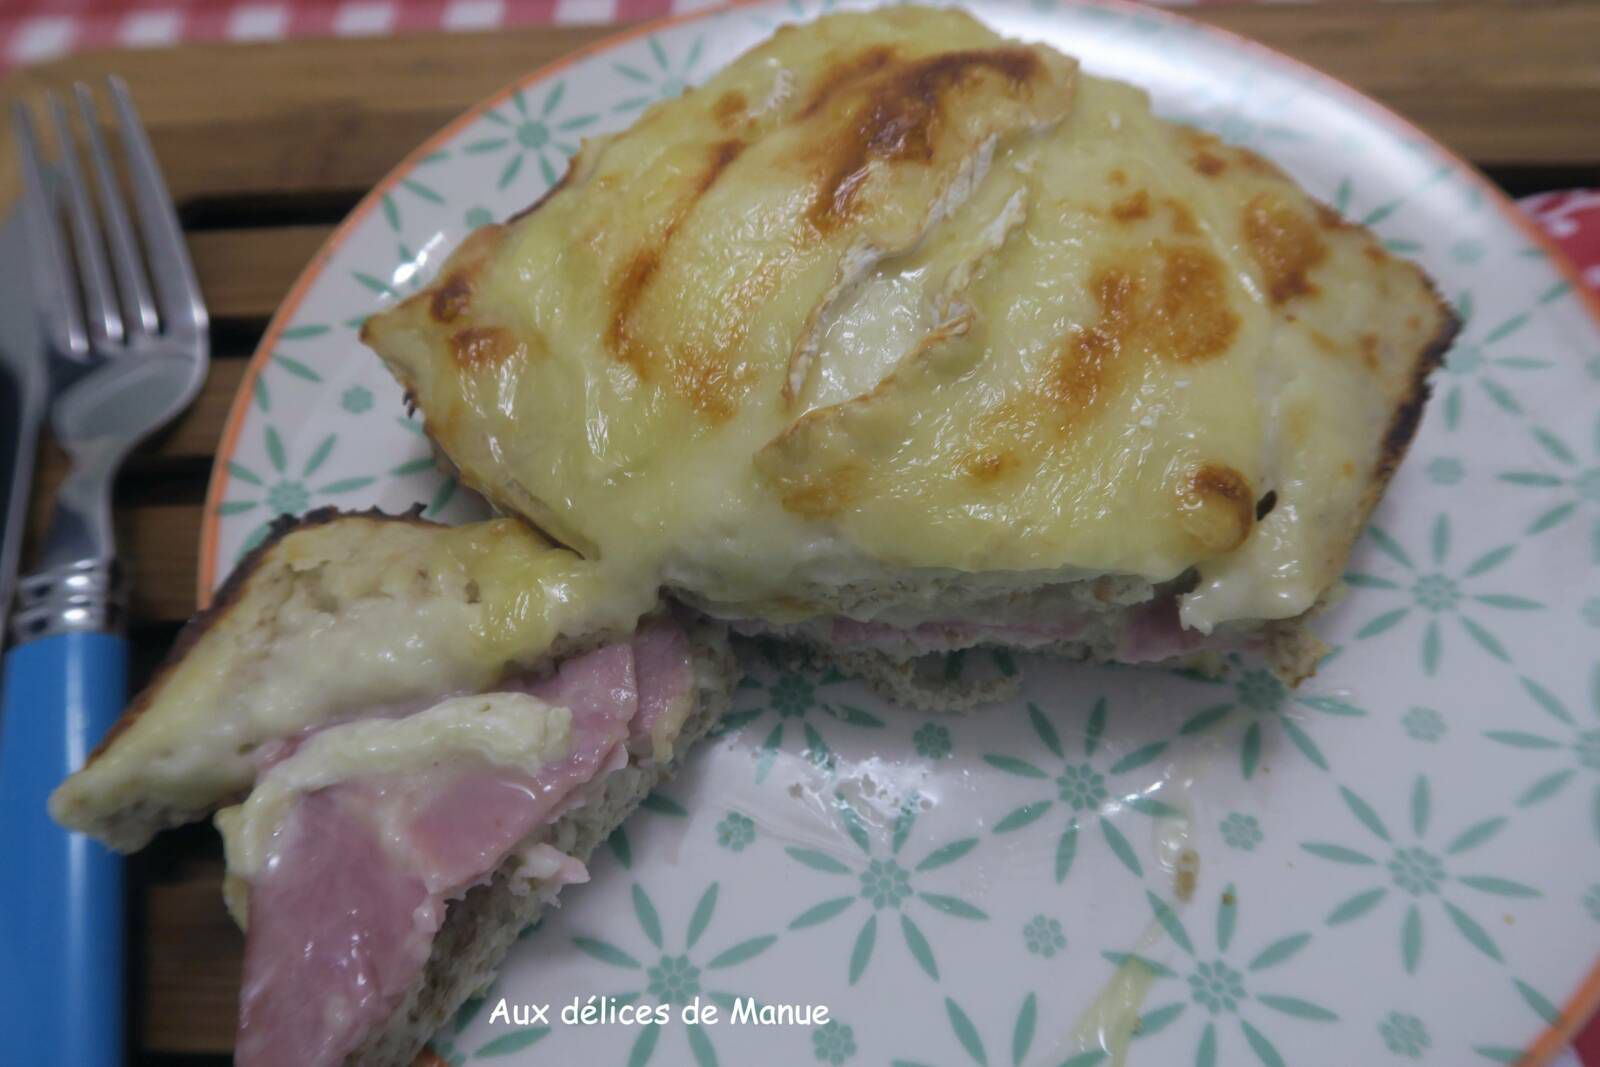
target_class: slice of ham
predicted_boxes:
[629,619,695,759]
[236,625,695,1067]
[1113,596,1210,663]
[235,789,435,1067]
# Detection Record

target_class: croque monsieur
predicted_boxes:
[51,509,736,1067]
[362,7,1456,706]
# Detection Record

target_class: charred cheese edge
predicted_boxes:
[50,511,657,836]
[362,6,1453,634]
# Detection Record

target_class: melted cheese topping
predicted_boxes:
[216,693,572,883]
[362,7,1446,633]
[51,516,656,830]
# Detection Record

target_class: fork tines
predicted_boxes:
[12,77,206,361]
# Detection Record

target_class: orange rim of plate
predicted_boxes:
[198,4,1600,1060]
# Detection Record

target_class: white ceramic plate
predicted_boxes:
[202,3,1600,1064]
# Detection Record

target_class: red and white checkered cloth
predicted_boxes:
[1,1,1597,1063]
[0,0,1504,67]
[1525,190,1600,298]
[0,0,720,61]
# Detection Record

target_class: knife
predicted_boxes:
[0,213,48,655]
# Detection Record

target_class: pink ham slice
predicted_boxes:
[1114,596,1210,663]
[236,627,694,1067]
[235,789,436,1067]
[629,619,694,755]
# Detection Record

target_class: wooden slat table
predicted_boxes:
[0,2,1596,1062]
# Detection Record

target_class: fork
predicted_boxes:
[0,77,208,1065]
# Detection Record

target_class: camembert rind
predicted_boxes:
[363,7,1455,655]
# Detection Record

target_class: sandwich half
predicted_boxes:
[51,508,736,1067]
[361,6,1457,705]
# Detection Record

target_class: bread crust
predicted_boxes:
[87,507,443,771]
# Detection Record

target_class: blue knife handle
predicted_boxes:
[0,631,127,1066]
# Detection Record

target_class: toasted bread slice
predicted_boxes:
[51,510,736,1067]
[360,7,1454,695]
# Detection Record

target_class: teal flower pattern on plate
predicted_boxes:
[752,0,839,30]
[1470,977,1569,1064]
[716,811,756,852]
[771,672,814,717]
[221,425,376,560]
[1087,885,1336,1067]
[1179,657,1365,778]
[1346,163,1473,256]
[891,993,1051,1067]
[1379,1011,1430,1057]
[340,385,373,414]
[1483,662,1600,842]
[1300,775,1540,973]
[613,34,706,112]
[601,788,692,873]
[1585,884,1600,922]
[432,984,551,1064]
[784,794,985,984]
[1425,457,1465,486]
[1498,411,1600,561]
[1346,514,1542,674]
[859,858,912,909]
[646,954,700,1005]
[1403,707,1447,743]
[465,82,598,191]
[914,722,953,760]
[1436,287,1561,431]
[389,412,465,519]
[1584,597,1600,628]
[985,698,1180,881]
[718,652,883,781]
[812,1019,856,1065]
[567,880,776,1067]
[1023,915,1066,958]
[348,236,436,325]
[1190,958,1247,1014]
[376,148,450,233]
[1221,813,1263,851]
[251,322,332,414]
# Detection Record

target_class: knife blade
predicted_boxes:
[0,213,48,642]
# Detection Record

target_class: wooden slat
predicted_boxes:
[23,483,200,622]
[134,360,250,462]
[0,25,615,206]
[190,225,331,325]
[0,1,1594,218]
[124,505,203,624]
[27,362,245,495]
[140,869,240,1054]
[1196,0,1600,169]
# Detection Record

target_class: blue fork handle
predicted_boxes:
[0,631,126,1066]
